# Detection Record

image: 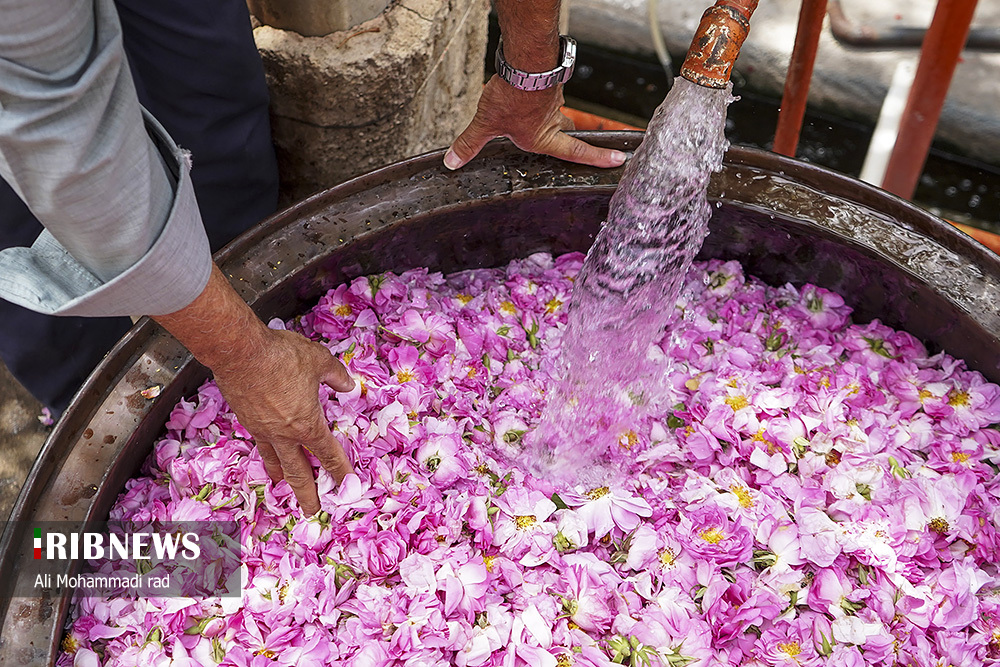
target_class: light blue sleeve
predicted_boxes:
[0,0,213,317]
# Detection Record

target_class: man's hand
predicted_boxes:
[154,264,354,516]
[211,328,354,516]
[444,75,626,171]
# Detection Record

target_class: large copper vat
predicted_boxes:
[2,133,999,664]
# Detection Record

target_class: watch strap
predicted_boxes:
[495,35,577,92]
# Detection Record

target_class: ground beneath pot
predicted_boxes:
[0,362,47,521]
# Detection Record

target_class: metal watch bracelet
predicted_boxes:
[494,35,577,92]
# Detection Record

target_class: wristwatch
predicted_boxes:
[495,35,577,92]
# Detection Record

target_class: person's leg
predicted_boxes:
[0,188,131,414]
[115,0,279,248]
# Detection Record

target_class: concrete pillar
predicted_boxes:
[252,0,490,203]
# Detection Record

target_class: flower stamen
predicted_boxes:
[777,641,801,657]
[730,485,754,508]
[929,517,950,534]
[725,394,749,411]
[515,515,537,530]
[948,390,970,407]
[699,529,724,544]
[586,486,610,500]
[619,430,639,450]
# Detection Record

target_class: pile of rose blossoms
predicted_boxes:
[59,252,1000,667]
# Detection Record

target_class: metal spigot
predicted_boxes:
[679,0,760,88]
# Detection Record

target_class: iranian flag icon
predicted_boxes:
[33,528,41,559]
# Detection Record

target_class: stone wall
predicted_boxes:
[253,0,490,203]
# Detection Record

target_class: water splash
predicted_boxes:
[528,78,735,485]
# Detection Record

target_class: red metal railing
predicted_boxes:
[775,0,980,200]
[881,0,980,198]
[772,0,828,157]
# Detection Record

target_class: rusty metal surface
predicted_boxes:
[2,133,1000,663]
[679,0,760,88]
[773,0,829,157]
[882,0,980,199]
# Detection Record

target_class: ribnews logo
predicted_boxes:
[7,521,242,599]
[32,526,201,561]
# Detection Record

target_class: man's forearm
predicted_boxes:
[0,0,173,283]
[494,0,561,72]
[153,263,270,375]
[0,0,214,320]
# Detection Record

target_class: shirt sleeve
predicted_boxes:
[0,0,212,318]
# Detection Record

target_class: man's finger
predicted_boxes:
[255,439,284,485]
[272,441,322,516]
[319,348,355,392]
[537,131,628,169]
[306,425,354,485]
[445,116,494,170]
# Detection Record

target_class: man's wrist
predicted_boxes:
[493,0,561,72]
[198,320,274,378]
[499,33,559,72]
[495,36,576,92]
[153,264,273,376]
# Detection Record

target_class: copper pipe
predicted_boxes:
[680,0,760,88]
[773,0,828,156]
[881,0,979,199]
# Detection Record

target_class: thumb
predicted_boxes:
[319,349,355,392]
[445,116,494,170]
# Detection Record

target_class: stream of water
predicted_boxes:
[528,78,735,485]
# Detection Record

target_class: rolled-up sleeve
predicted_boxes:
[0,0,212,317]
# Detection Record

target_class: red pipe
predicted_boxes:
[773,0,828,156]
[680,0,760,88]
[881,0,979,199]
